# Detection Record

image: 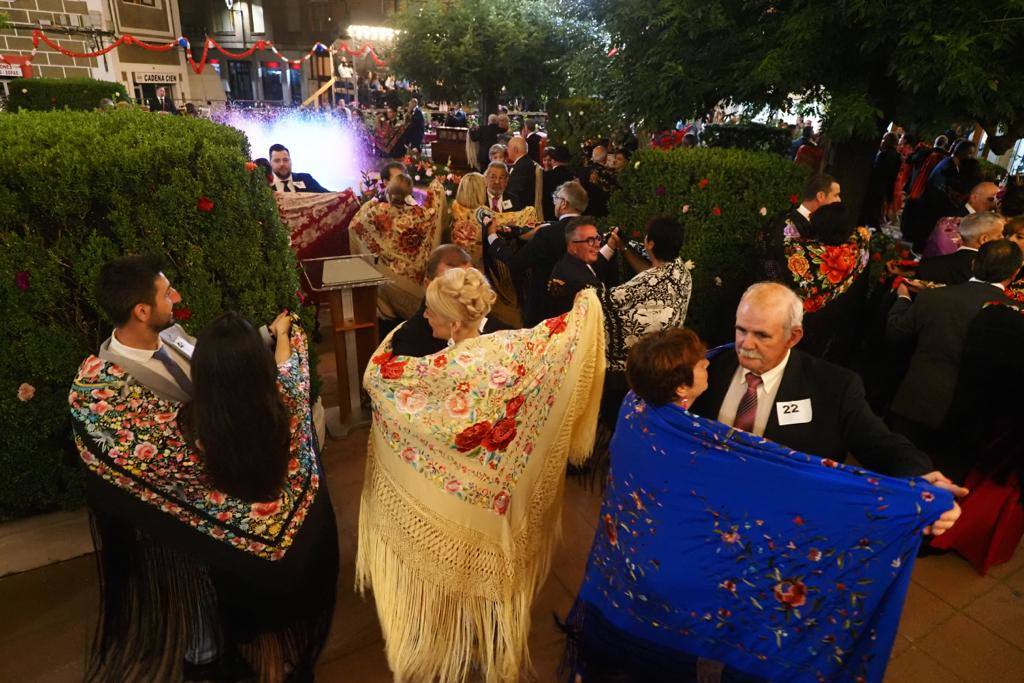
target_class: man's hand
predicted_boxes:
[270,310,292,339]
[485,214,500,237]
[607,227,623,251]
[920,471,968,536]
[896,282,910,299]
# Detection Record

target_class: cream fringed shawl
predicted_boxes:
[357,290,606,683]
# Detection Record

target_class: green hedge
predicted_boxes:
[546,96,627,163]
[6,77,130,112]
[0,110,308,519]
[703,123,792,156]
[607,147,810,343]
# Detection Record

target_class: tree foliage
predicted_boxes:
[585,1,1024,148]
[389,0,589,110]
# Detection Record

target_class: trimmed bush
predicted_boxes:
[5,77,131,112]
[703,123,792,156]
[0,110,308,519]
[607,147,810,343]
[546,96,628,163]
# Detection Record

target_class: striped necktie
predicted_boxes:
[733,372,762,433]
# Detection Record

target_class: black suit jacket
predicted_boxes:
[404,108,425,149]
[285,172,329,194]
[887,281,1007,428]
[526,132,543,163]
[487,217,572,327]
[390,301,503,357]
[473,123,501,168]
[506,155,539,211]
[545,251,617,320]
[542,165,577,221]
[916,247,976,285]
[690,348,932,477]
[149,96,179,115]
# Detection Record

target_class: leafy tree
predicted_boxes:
[389,0,589,114]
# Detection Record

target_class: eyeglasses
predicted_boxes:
[572,236,602,246]
[552,193,566,202]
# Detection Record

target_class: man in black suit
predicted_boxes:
[486,180,589,327]
[268,143,329,193]
[916,211,1005,284]
[505,137,540,212]
[524,118,544,163]
[690,282,965,534]
[759,173,841,280]
[541,146,577,220]
[391,245,503,356]
[148,86,179,115]
[471,114,502,170]
[544,216,619,320]
[403,98,425,151]
[887,239,1021,452]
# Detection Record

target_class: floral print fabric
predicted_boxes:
[785,227,871,313]
[566,393,950,682]
[68,329,320,561]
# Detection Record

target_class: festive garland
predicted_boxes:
[7,28,387,75]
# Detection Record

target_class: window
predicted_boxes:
[261,63,283,101]
[227,61,253,101]
[250,0,265,34]
[122,0,157,6]
[213,8,236,34]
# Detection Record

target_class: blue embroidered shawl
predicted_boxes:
[564,393,951,683]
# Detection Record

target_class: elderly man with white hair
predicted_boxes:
[505,136,542,213]
[918,211,1006,284]
[691,282,965,534]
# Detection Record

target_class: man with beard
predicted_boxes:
[268,143,329,193]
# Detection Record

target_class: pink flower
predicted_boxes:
[207,490,227,505]
[492,490,510,515]
[445,392,471,418]
[14,271,30,291]
[401,447,419,463]
[134,442,158,461]
[395,388,428,414]
[489,367,512,388]
[90,400,112,415]
[444,479,462,494]
[250,500,281,518]
[91,388,115,400]
[680,204,690,214]
[16,383,35,402]
[81,356,104,379]
[759,207,768,216]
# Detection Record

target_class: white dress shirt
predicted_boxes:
[797,204,812,221]
[109,331,192,385]
[717,351,791,436]
[273,175,306,193]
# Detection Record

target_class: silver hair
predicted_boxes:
[556,180,589,213]
[740,282,804,331]
[958,211,1004,247]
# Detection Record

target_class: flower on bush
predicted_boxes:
[197,196,215,212]
[245,161,258,171]
[17,383,35,402]
[14,271,30,291]
[712,206,722,216]
[680,204,690,214]
[759,207,768,216]
[173,305,192,322]
[699,178,709,190]
[655,184,666,196]
[790,194,799,204]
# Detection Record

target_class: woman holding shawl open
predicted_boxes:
[357,268,606,683]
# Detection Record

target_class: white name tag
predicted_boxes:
[776,398,812,425]
[501,199,512,210]
[171,337,195,359]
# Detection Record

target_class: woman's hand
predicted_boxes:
[270,310,292,339]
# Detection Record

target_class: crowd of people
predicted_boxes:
[64,106,1024,682]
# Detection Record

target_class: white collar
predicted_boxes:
[797,204,812,220]
[558,212,580,220]
[735,350,791,396]
[110,330,162,362]
[958,246,979,252]
[275,174,293,185]
[965,203,977,214]
[968,277,1005,290]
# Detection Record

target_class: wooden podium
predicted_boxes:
[300,255,388,438]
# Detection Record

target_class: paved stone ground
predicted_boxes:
[2,319,1023,682]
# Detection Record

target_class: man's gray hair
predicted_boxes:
[739,282,804,332]
[557,180,589,213]
[959,212,1004,247]
[485,160,508,175]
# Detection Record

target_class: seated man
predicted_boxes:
[269,143,329,193]
[887,240,1020,453]
[545,216,619,320]
[916,211,1004,285]
[391,245,502,357]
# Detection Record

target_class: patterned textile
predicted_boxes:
[349,178,446,319]
[69,328,320,562]
[275,189,360,261]
[602,257,692,372]
[564,393,951,683]
[356,290,606,683]
[921,215,963,258]
[451,201,538,327]
[785,227,871,313]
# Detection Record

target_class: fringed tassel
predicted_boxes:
[568,292,607,467]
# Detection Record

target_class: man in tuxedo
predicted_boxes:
[690,282,965,534]
[759,174,841,280]
[486,180,588,326]
[525,118,544,163]
[545,216,619,319]
[403,98,425,151]
[268,144,330,193]
[472,114,502,170]
[505,137,540,212]
[917,211,1005,284]
[390,245,503,357]
[484,161,512,213]
[541,146,576,220]
[887,240,1021,452]
[148,86,179,115]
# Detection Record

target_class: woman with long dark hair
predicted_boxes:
[70,311,338,682]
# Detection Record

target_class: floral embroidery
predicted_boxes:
[785,227,871,313]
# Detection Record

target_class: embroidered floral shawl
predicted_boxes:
[785,226,871,313]
[275,189,360,261]
[563,393,951,683]
[451,201,538,328]
[69,329,321,562]
[349,177,446,319]
[357,290,606,683]
[601,257,692,372]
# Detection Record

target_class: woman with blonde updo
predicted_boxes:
[450,173,537,328]
[423,267,498,346]
[349,170,446,322]
[359,265,607,682]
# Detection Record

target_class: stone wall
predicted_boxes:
[0,0,98,78]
